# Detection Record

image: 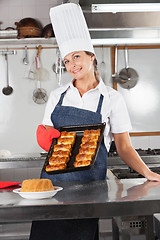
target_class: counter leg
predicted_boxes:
[112,217,132,240]
[145,215,155,240]
[112,217,120,240]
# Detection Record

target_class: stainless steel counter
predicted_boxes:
[1,153,160,169]
[0,153,45,169]
[1,171,160,224]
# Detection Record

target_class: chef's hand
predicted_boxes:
[36,125,60,152]
[145,169,160,182]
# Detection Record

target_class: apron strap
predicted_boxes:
[57,90,68,106]
[96,94,104,114]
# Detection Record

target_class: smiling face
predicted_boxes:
[63,51,95,80]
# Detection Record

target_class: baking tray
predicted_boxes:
[42,122,106,175]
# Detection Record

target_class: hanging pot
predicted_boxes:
[118,47,139,89]
[15,18,42,39]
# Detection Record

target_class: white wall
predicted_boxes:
[0,48,59,154]
[0,0,60,30]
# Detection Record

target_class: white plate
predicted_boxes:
[13,186,63,200]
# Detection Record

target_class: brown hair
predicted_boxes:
[85,51,99,82]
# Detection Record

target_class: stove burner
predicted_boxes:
[145,148,160,155]
[109,144,160,157]
[111,167,160,179]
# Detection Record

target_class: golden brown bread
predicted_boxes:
[52,150,70,158]
[45,131,76,172]
[81,135,99,143]
[49,156,69,165]
[57,137,75,146]
[60,131,76,138]
[83,129,101,137]
[80,141,97,149]
[20,179,54,192]
[46,164,67,171]
[75,153,92,162]
[74,128,101,168]
[54,144,72,152]
[74,160,91,167]
[79,147,96,156]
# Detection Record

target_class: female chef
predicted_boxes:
[30,3,160,240]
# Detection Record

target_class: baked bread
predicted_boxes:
[74,128,101,168]
[49,156,69,165]
[46,164,67,171]
[79,147,96,156]
[54,143,72,152]
[74,160,91,167]
[75,153,92,161]
[80,141,97,149]
[60,131,76,138]
[57,137,75,146]
[20,179,54,192]
[83,129,101,137]
[82,135,99,143]
[52,150,70,158]
[45,131,76,172]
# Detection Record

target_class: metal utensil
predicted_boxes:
[112,45,120,82]
[100,45,106,80]
[28,45,42,80]
[52,48,66,86]
[118,47,139,89]
[2,54,13,95]
[33,79,48,104]
[34,45,48,81]
[23,46,29,65]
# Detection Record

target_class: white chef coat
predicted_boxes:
[42,78,132,151]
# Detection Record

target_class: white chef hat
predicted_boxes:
[50,3,95,59]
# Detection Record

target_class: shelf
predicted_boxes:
[1,34,160,48]
[0,37,58,47]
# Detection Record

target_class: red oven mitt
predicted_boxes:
[36,125,60,152]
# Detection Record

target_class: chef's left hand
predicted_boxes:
[145,170,160,182]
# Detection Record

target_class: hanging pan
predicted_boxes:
[118,47,139,89]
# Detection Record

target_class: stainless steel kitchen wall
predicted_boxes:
[117,48,160,133]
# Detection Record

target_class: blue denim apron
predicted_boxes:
[30,90,108,240]
[40,90,108,182]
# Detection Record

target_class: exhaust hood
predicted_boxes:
[77,0,160,45]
